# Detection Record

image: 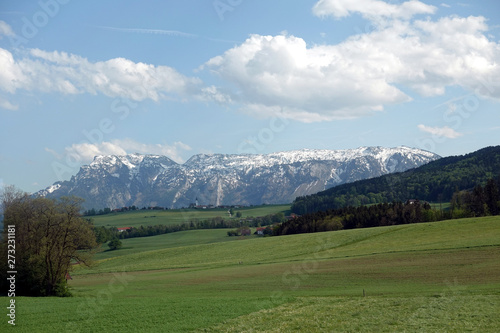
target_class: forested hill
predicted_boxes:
[291,146,500,215]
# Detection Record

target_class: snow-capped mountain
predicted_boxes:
[37,146,440,210]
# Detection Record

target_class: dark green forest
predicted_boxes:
[291,146,500,215]
[277,178,500,236]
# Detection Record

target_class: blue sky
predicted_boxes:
[1,0,499,193]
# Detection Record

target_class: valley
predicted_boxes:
[3,145,500,332]
[89,204,291,228]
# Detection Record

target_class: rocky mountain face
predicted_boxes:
[38,146,440,210]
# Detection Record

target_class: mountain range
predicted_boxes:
[37,146,440,210]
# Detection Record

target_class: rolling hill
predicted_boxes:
[291,145,500,214]
[2,215,499,332]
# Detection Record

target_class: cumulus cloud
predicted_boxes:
[417,124,463,138]
[60,139,192,164]
[0,48,229,104]
[203,11,500,122]
[204,34,411,122]
[312,0,436,20]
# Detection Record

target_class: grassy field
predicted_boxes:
[90,204,291,228]
[93,228,259,260]
[2,216,500,332]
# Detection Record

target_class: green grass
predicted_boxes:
[234,204,292,217]
[86,216,500,274]
[2,215,500,332]
[200,295,500,332]
[94,228,257,260]
[90,204,290,228]
[429,201,451,210]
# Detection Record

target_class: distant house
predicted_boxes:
[117,227,132,232]
[256,226,275,236]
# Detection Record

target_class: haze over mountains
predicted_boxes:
[38,146,440,210]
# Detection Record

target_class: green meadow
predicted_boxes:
[2,216,500,332]
[90,204,291,228]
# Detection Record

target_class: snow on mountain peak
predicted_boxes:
[37,146,440,209]
[89,146,439,172]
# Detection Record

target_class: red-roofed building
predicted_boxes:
[256,227,266,235]
[117,227,132,232]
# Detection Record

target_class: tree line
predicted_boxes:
[83,205,163,216]
[93,212,287,243]
[276,200,436,235]
[277,178,500,236]
[450,179,500,218]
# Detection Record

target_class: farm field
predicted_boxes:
[93,228,258,260]
[2,216,500,332]
[90,204,291,228]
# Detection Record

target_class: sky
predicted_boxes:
[0,0,499,193]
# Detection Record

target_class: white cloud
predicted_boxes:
[204,34,411,122]
[203,12,500,122]
[0,20,14,38]
[0,96,18,110]
[0,48,28,94]
[200,85,232,104]
[417,124,463,139]
[1,2,499,124]
[61,139,192,165]
[0,48,230,103]
[312,0,436,20]
[441,3,451,8]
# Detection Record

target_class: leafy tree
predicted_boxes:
[485,179,500,215]
[272,212,286,223]
[0,186,97,296]
[94,226,118,243]
[470,185,486,216]
[227,230,239,236]
[108,238,122,251]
